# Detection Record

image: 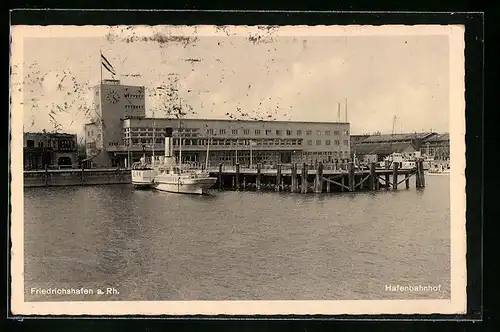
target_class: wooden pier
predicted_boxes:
[207,161,426,193]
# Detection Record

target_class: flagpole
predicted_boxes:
[100,49,103,83]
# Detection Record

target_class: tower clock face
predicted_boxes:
[105,90,120,104]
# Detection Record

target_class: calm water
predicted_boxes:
[24,176,450,301]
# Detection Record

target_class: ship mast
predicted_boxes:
[152,111,155,167]
[178,98,182,172]
[205,134,210,170]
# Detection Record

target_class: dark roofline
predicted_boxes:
[24,131,77,137]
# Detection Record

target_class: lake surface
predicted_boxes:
[23,175,451,301]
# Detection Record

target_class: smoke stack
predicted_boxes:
[164,127,173,157]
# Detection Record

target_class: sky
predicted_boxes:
[14,25,452,139]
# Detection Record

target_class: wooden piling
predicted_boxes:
[315,162,324,193]
[291,163,298,193]
[235,163,240,191]
[348,162,355,192]
[242,176,246,190]
[44,164,49,187]
[80,164,85,184]
[392,162,399,190]
[370,162,376,190]
[276,164,282,192]
[415,161,422,188]
[218,163,223,190]
[405,174,410,189]
[301,163,308,193]
[256,163,261,190]
[326,179,331,192]
[384,160,390,190]
[419,160,426,187]
[341,174,345,192]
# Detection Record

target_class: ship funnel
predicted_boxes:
[164,127,173,157]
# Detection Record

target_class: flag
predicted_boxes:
[101,52,116,75]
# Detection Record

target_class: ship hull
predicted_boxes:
[131,169,157,190]
[154,177,217,195]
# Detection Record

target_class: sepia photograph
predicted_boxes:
[10,23,466,315]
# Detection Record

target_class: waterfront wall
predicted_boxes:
[24,169,131,188]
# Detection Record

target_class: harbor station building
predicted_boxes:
[84,80,351,168]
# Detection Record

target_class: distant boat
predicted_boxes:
[427,162,451,176]
[378,152,430,170]
[154,158,217,195]
[153,125,217,194]
[131,157,158,189]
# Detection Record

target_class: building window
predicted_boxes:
[266,129,272,135]
[316,140,321,145]
[326,140,331,145]
[344,130,349,136]
[286,130,292,136]
[219,129,226,135]
[297,130,302,136]
[38,141,44,148]
[307,140,313,145]
[343,140,349,145]
[27,140,34,147]
[334,130,340,135]
[335,140,340,145]
[325,130,331,136]
[206,129,214,135]
[232,129,238,135]
[255,129,261,135]
[244,129,250,135]
[276,130,282,136]
[306,130,312,136]
[316,130,322,136]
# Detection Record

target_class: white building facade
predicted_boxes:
[85,80,351,167]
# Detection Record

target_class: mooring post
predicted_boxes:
[415,161,422,188]
[348,162,355,192]
[81,164,85,184]
[419,160,426,187]
[301,163,308,193]
[218,163,223,190]
[384,160,390,190]
[315,162,324,193]
[44,164,49,187]
[276,164,282,192]
[392,162,399,190]
[341,174,345,192]
[370,162,376,190]
[256,163,261,190]
[291,163,298,193]
[326,178,331,192]
[242,176,246,190]
[405,172,410,189]
[235,163,240,191]
[319,162,325,192]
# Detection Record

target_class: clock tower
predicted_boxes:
[85,79,146,167]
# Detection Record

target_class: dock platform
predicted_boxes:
[207,161,426,193]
